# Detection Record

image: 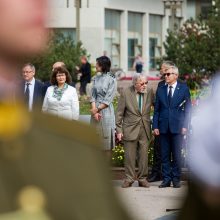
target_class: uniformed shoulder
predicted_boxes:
[32,112,101,149]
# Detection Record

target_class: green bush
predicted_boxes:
[31,31,88,82]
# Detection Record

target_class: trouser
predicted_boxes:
[80,81,88,95]
[150,135,162,176]
[124,124,149,182]
[160,132,182,183]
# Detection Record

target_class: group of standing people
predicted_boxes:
[21,56,191,190]
[21,62,79,120]
[88,57,191,189]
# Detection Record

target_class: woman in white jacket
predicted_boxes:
[42,66,79,120]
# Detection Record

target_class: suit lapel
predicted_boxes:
[171,82,180,106]
[142,91,148,114]
[162,85,169,106]
[129,86,139,114]
[33,80,38,104]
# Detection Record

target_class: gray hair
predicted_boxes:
[23,63,35,73]
[162,60,176,67]
[165,65,179,75]
[132,72,145,85]
[171,65,179,75]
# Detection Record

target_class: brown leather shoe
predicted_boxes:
[138,180,150,188]
[121,180,133,188]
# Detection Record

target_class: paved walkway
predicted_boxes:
[113,181,187,220]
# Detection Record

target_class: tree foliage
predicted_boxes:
[164,0,220,77]
[32,31,87,81]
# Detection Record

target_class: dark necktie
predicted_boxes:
[168,85,173,106]
[138,93,142,113]
[24,83,30,106]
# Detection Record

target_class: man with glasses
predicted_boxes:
[116,73,154,188]
[149,61,176,183]
[153,66,191,188]
[22,63,44,111]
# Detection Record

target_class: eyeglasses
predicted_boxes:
[164,73,174,77]
[56,74,66,78]
[23,71,33,74]
[138,82,148,86]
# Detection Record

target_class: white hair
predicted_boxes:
[132,72,145,85]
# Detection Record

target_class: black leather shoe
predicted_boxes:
[159,181,171,188]
[173,181,181,188]
[148,174,161,182]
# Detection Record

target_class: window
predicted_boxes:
[53,28,76,42]
[149,15,162,70]
[128,12,143,69]
[105,9,121,68]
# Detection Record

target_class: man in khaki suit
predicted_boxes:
[116,73,154,188]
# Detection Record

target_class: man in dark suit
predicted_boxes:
[149,61,176,182]
[22,63,44,111]
[76,56,91,96]
[152,65,191,188]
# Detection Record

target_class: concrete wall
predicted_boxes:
[47,0,195,71]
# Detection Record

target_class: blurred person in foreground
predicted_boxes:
[153,65,191,188]
[90,56,117,151]
[42,66,79,120]
[116,73,154,188]
[0,1,132,220]
[178,75,220,220]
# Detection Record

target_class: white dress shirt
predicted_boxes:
[167,81,177,97]
[24,77,35,111]
[42,85,79,120]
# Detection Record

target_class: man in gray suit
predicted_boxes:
[116,73,154,188]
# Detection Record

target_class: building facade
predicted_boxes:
[48,0,212,73]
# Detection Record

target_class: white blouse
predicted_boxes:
[42,85,79,120]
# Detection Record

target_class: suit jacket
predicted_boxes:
[116,86,154,141]
[80,62,91,83]
[152,81,191,134]
[22,79,44,110]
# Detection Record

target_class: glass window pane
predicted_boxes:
[149,14,162,70]
[104,9,121,67]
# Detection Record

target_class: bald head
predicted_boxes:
[52,62,66,71]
